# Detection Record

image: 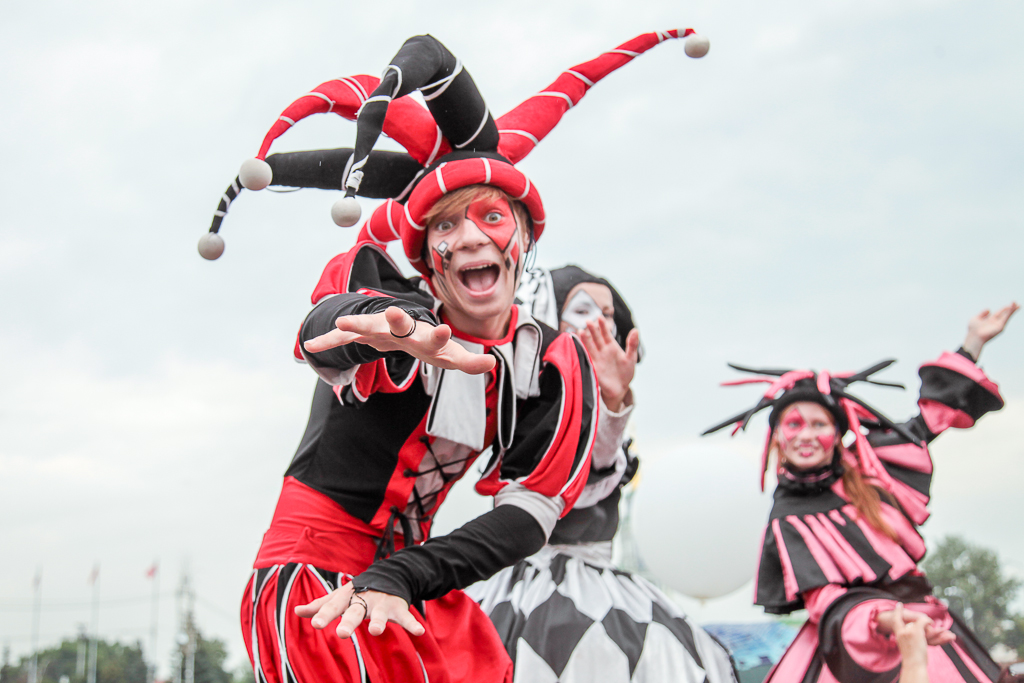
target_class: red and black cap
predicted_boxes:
[200,30,710,263]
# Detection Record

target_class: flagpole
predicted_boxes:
[29,568,41,683]
[149,561,159,683]
[87,564,99,683]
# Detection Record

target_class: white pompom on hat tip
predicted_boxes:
[239,158,273,190]
[331,197,362,227]
[684,34,710,59]
[198,232,225,260]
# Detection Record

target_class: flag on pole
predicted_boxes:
[88,565,99,585]
[145,562,158,579]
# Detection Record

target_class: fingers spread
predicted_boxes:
[384,306,416,337]
[367,605,390,637]
[625,329,641,361]
[308,586,354,630]
[305,329,361,353]
[294,594,330,618]
[394,609,426,636]
[455,349,496,375]
[597,317,615,346]
[335,601,366,639]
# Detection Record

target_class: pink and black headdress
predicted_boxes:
[198,30,711,266]
[703,361,924,492]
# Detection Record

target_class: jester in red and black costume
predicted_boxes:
[704,304,1019,683]
[206,29,710,683]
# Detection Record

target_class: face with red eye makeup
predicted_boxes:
[773,402,838,470]
[424,187,531,340]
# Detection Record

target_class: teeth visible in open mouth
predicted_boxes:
[459,264,500,292]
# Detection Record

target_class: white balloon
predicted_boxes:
[631,442,770,600]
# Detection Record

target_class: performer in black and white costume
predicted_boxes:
[466,266,739,683]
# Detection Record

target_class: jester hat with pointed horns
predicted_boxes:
[702,361,929,513]
[198,30,711,268]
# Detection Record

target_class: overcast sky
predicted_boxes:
[2,0,1022,675]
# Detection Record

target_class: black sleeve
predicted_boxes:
[351,505,546,604]
[300,293,437,371]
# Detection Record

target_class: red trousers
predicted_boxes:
[241,478,513,683]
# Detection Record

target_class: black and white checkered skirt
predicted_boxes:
[465,545,739,683]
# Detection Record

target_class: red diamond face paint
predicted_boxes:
[775,402,837,471]
[424,192,528,340]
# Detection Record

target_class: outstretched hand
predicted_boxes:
[294,583,425,639]
[962,302,1019,360]
[304,306,496,375]
[579,317,640,412]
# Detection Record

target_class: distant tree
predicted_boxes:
[922,535,1022,650]
[0,638,146,683]
[230,662,254,683]
[191,635,230,683]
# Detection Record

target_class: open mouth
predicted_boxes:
[458,264,500,293]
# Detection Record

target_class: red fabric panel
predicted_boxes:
[255,75,449,167]
[242,565,511,683]
[254,478,384,571]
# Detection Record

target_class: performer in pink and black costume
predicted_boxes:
[704,304,1019,683]
[204,30,710,683]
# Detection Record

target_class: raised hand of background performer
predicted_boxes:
[962,302,1018,360]
[579,317,640,413]
[304,305,496,375]
[295,583,425,639]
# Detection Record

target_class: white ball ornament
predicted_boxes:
[331,196,362,227]
[684,34,711,59]
[197,232,225,260]
[238,158,272,190]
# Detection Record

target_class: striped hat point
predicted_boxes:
[201,30,710,262]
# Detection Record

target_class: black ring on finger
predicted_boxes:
[390,317,417,339]
[348,593,369,617]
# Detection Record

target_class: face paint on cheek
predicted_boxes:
[778,411,806,444]
[817,433,836,452]
[561,290,604,334]
[431,240,451,275]
[466,199,519,254]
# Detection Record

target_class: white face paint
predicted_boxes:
[560,289,618,339]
